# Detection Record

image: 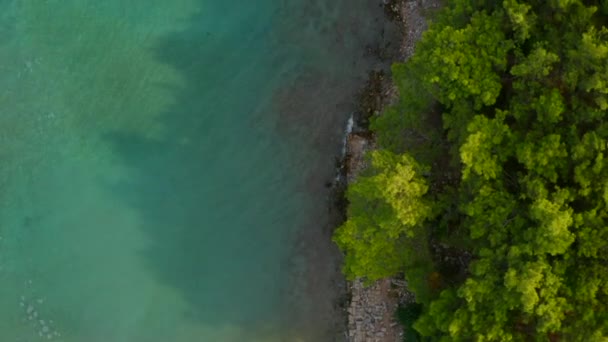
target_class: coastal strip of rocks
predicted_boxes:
[336,1,441,341]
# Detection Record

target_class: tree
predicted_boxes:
[335,0,608,340]
[334,150,433,282]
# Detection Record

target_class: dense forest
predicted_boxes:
[334,0,608,340]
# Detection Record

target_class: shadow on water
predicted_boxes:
[103,8,284,333]
[103,0,399,339]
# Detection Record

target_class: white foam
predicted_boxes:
[335,114,354,182]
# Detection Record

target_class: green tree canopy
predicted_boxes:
[336,0,608,340]
[334,150,433,281]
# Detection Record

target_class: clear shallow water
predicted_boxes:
[0,1,392,341]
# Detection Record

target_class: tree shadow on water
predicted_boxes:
[102,0,398,339]
[102,3,292,334]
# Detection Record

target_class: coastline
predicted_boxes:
[335,1,441,341]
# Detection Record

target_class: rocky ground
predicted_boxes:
[343,1,441,341]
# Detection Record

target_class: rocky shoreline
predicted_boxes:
[337,1,441,341]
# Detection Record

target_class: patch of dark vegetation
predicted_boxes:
[354,69,386,130]
[397,303,424,342]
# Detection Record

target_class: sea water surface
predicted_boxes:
[0,1,395,341]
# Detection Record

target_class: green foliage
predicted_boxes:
[333,150,433,281]
[372,62,437,156]
[460,111,513,181]
[397,303,424,342]
[414,10,511,110]
[504,0,535,42]
[334,0,608,340]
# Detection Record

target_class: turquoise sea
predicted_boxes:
[0,1,394,341]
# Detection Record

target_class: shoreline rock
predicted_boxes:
[338,1,441,341]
